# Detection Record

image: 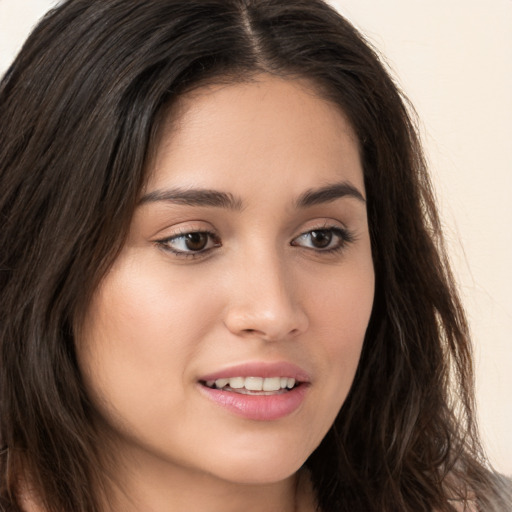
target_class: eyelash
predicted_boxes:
[156,226,355,259]
[156,229,221,259]
[290,226,355,253]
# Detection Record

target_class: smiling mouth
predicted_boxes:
[201,376,299,395]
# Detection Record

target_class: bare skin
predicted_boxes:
[19,467,318,512]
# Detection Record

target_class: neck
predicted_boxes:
[19,466,316,512]
[104,452,305,512]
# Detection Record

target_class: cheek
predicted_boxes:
[311,255,374,348]
[75,258,222,421]
[81,257,220,355]
[306,254,374,405]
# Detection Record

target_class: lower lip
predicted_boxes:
[198,384,308,421]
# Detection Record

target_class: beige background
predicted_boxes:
[1,0,510,475]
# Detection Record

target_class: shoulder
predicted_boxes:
[444,499,478,511]
[17,490,45,512]
[442,468,512,511]
[11,480,45,512]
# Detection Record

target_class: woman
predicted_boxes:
[0,0,509,510]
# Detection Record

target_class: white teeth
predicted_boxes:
[214,378,230,389]
[205,376,298,391]
[263,377,281,391]
[229,376,244,389]
[245,376,263,391]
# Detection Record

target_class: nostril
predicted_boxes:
[223,303,309,341]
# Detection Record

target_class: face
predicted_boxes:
[77,75,374,487]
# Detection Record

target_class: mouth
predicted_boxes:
[200,376,300,395]
[197,363,310,421]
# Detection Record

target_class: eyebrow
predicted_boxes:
[138,181,365,210]
[138,188,243,210]
[295,181,366,208]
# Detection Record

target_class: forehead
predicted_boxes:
[145,75,364,198]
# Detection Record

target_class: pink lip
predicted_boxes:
[199,361,311,382]
[199,384,309,421]
[197,361,311,421]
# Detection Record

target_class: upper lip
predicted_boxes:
[198,361,311,383]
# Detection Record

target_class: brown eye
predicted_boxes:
[184,232,209,251]
[309,230,332,249]
[158,230,220,256]
[291,226,353,253]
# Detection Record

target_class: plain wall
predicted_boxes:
[1,0,511,475]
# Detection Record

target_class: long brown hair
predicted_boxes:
[0,0,509,511]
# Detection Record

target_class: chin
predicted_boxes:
[198,439,312,485]
[212,462,300,486]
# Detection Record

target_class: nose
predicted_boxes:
[222,251,309,342]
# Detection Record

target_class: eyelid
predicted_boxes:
[290,224,356,253]
[153,220,356,260]
[155,228,221,259]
